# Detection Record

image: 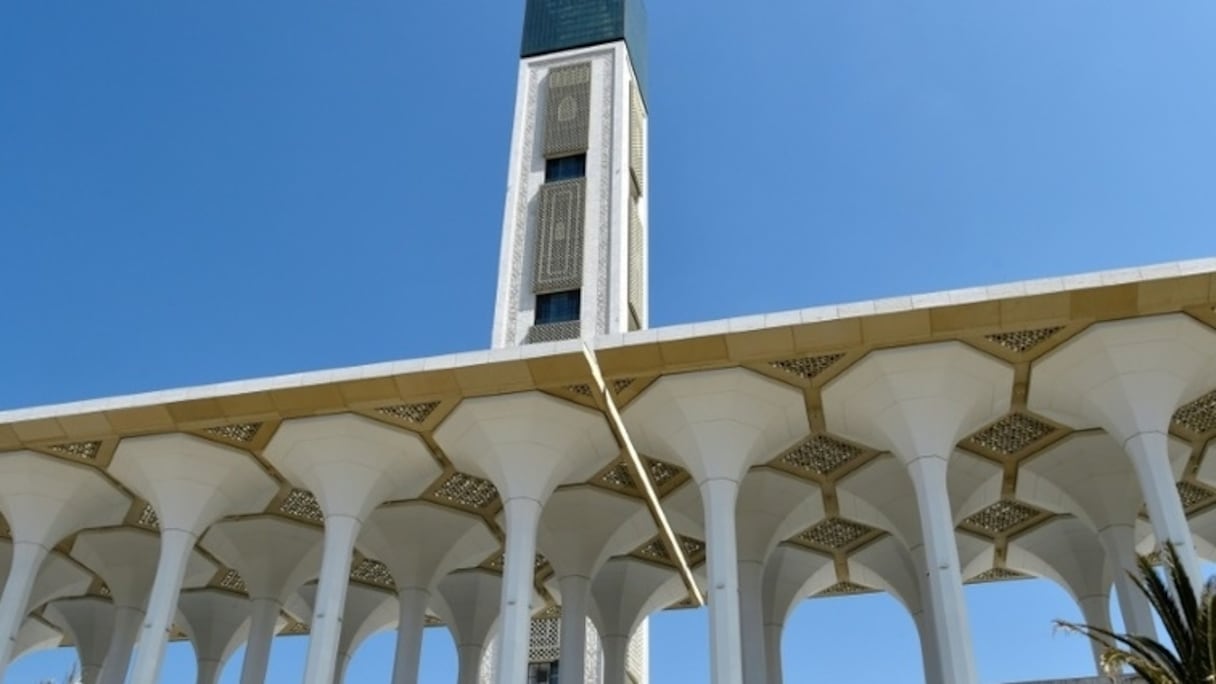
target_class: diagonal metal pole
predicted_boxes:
[581,343,704,606]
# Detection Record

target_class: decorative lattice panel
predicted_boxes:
[629,81,645,196]
[529,617,561,663]
[965,413,1057,456]
[430,472,499,510]
[203,423,261,444]
[612,378,636,394]
[777,435,864,477]
[543,63,592,157]
[632,535,705,567]
[985,326,1064,353]
[628,199,644,329]
[136,503,160,530]
[796,518,875,550]
[968,567,1030,584]
[816,582,874,597]
[46,440,102,461]
[769,353,846,381]
[280,620,310,636]
[533,179,587,294]
[526,321,581,344]
[217,569,248,594]
[278,489,325,524]
[1178,481,1216,510]
[565,384,593,397]
[350,559,396,590]
[1174,390,1216,435]
[598,457,682,493]
[375,401,440,425]
[963,500,1044,534]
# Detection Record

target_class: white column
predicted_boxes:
[456,644,483,684]
[334,651,353,684]
[241,597,281,684]
[391,587,430,684]
[762,622,782,684]
[197,658,221,684]
[738,559,767,684]
[601,633,631,684]
[907,457,977,684]
[1098,525,1156,638]
[912,610,940,684]
[0,541,48,668]
[1125,431,1202,586]
[558,575,591,684]
[98,605,143,684]
[1078,594,1111,674]
[127,528,197,684]
[304,515,361,684]
[496,497,542,684]
[702,477,744,684]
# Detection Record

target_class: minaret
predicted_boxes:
[492,0,650,348]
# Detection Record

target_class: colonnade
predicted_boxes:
[1,314,1215,684]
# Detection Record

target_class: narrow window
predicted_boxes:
[545,154,586,182]
[535,290,581,324]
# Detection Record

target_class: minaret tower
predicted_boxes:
[492,0,650,348]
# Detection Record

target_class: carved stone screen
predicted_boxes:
[629,80,645,195]
[533,178,586,293]
[543,63,592,158]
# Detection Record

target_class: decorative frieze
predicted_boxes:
[816,581,874,597]
[135,503,160,530]
[596,457,683,494]
[216,569,248,595]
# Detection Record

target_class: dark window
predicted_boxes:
[545,154,586,182]
[528,661,560,684]
[536,290,581,324]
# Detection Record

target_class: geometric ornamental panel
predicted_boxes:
[46,440,102,461]
[1174,389,1216,435]
[217,569,248,595]
[278,489,325,525]
[796,518,875,551]
[598,457,682,493]
[526,321,581,344]
[203,423,261,444]
[375,402,440,425]
[529,616,561,663]
[430,472,499,511]
[1177,481,1216,510]
[968,567,1031,583]
[962,500,1043,534]
[965,413,1057,457]
[350,559,396,590]
[816,581,874,597]
[632,535,706,568]
[769,353,846,381]
[778,435,863,477]
[136,503,160,530]
[533,179,587,294]
[543,63,592,158]
[985,326,1064,353]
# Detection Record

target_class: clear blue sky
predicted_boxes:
[2,1,1215,682]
